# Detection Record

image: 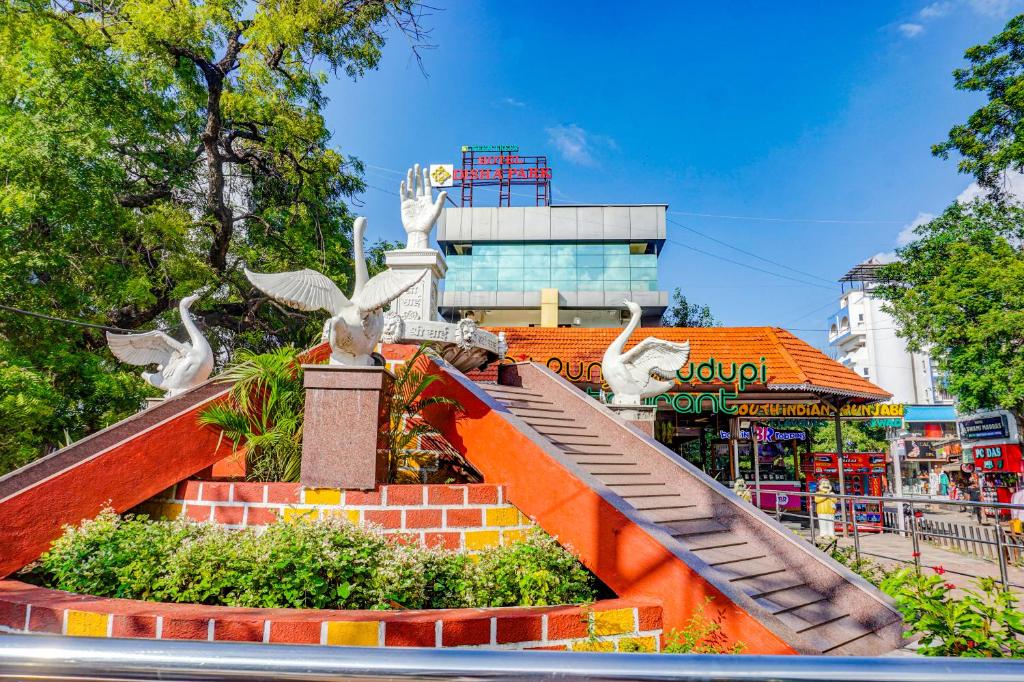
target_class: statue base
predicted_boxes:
[301,364,392,490]
[606,403,657,437]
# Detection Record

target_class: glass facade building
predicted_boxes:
[437,205,669,327]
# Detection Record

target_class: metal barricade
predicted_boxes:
[1,635,1024,682]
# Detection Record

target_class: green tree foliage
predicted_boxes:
[933,15,1024,196]
[810,420,889,453]
[876,201,1024,422]
[661,288,718,327]
[0,0,426,468]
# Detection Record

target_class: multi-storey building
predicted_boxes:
[826,259,951,405]
[436,205,669,327]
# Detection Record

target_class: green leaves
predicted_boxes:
[27,511,596,611]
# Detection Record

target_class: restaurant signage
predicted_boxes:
[958,414,1009,441]
[717,428,807,442]
[735,403,905,418]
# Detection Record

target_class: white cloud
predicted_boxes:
[898,212,936,246]
[957,169,1024,203]
[501,97,525,108]
[870,251,898,264]
[898,22,926,37]
[919,1,954,18]
[966,0,1013,17]
[545,124,616,166]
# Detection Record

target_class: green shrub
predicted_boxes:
[881,568,1024,657]
[26,511,596,611]
[472,529,595,607]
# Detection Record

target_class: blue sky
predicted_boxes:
[324,1,1021,349]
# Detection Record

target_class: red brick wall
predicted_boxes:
[0,581,661,651]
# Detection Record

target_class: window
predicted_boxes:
[862,367,870,377]
[829,324,838,338]
[857,313,864,323]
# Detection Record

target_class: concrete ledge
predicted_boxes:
[0,581,662,650]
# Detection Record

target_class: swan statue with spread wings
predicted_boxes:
[602,300,690,405]
[244,217,425,366]
[106,291,214,397]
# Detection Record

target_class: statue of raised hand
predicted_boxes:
[400,163,447,250]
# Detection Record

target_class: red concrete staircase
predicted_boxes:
[0,381,235,578]
[425,360,904,655]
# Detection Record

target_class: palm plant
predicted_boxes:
[385,345,472,483]
[199,347,305,482]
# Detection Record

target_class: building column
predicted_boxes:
[540,288,559,328]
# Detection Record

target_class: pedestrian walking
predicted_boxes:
[967,476,984,525]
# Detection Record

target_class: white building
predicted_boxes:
[826,259,951,405]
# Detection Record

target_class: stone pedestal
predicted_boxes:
[384,249,446,322]
[301,364,392,490]
[606,404,657,437]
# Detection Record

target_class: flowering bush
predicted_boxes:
[880,568,1024,657]
[23,510,595,610]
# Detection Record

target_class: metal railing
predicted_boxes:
[767,489,1024,591]
[2,635,1024,682]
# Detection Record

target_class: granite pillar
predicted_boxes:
[301,364,392,489]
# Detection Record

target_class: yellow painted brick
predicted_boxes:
[518,511,531,525]
[303,488,341,505]
[593,608,635,636]
[501,529,527,545]
[326,621,379,646]
[162,502,184,519]
[464,530,500,550]
[485,507,520,527]
[283,507,318,522]
[618,636,658,653]
[571,640,615,652]
[66,610,109,637]
[323,508,360,524]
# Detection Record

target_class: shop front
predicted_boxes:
[958,409,1022,517]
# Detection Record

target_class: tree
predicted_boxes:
[876,200,1024,423]
[810,421,889,453]
[933,14,1024,198]
[0,0,427,465]
[661,288,718,327]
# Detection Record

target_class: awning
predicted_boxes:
[904,405,957,423]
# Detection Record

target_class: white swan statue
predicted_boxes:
[602,300,690,406]
[244,217,425,366]
[106,291,214,397]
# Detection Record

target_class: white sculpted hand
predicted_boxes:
[400,163,447,250]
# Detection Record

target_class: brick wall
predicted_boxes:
[0,581,662,651]
[136,483,533,552]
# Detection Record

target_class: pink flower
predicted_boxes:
[945,582,957,591]
[932,565,946,575]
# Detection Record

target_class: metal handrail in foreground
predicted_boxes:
[1,636,1024,682]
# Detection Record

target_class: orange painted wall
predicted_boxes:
[0,400,235,578]
[420,360,796,655]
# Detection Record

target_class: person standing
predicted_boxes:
[815,478,837,538]
[928,467,940,498]
[939,470,950,497]
[967,476,984,525]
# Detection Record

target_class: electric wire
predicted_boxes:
[0,303,135,333]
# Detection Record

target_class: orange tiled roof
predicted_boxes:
[476,326,891,402]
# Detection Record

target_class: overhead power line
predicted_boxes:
[664,239,836,291]
[668,210,903,225]
[0,303,134,334]
[666,217,835,285]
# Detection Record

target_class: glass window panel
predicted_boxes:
[577,244,604,255]
[471,280,496,291]
[605,267,630,281]
[577,267,604,282]
[629,280,655,291]
[551,267,577,281]
[605,243,629,255]
[551,244,575,256]
[551,252,576,267]
[605,254,630,268]
[604,280,630,291]
[631,269,657,282]
[473,267,498,281]
[551,278,576,290]
[523,277,550,289]
[578,279,604,291]
[472,255,498,269]
[577,254,603,268]
[632,254,657,269]
[499,255,524,269]
[497,269,523,282]
[496,279,524,292]
[498,243,524,255]
[525,243,550,256]
[523,254,551,269]
[476,244,498,256]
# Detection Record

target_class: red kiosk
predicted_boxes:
[805,452,887,532]
[958,409,1022,518]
